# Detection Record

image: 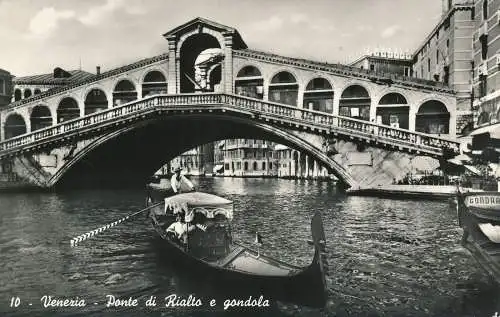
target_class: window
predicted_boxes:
[481,36,488,60]
[436,50,439,64]
[244,162,248,171]
[0,78,4,95]
[404,67,410,76]
[224,163,229,170]
[444,66,450,85]
[252,161,258,170]
[269,162,273,170]
[483,0,488,20]
[427,58,431,72]
[479,74,488,97]
[370,64,375,71]
[262,162,266,170]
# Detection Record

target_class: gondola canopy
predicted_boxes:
[161,192,234,221]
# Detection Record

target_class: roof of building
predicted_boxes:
[6,53,168,110]
[13,68,95,85]
[162,17,247,50]
[349,54,413,67]
[234,49,453,93]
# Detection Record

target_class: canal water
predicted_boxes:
[0,177,498,317]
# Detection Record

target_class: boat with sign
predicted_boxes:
[457,191,500,225]
[146,191,328,308]
[455,190,500,283]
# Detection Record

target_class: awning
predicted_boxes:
[213,164,223,172]
[274,144,289,151]
[454,153,473,162]
[470,122,500,138]
[464,165,481,175]
[447,158,463,166]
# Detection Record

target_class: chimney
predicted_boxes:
[96,66,101,75]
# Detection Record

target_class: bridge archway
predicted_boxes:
[339,84,371,121]
[376,92,409,129]
[30,105,53,131]
[113,79,137,106]
[142,70,167,97]
[4,113,26,139]
[52,114,354,188]
[57,97,80,123]
[24,89,32,99]
[268,71,298,106]
[416,100,450,134]
[207,64,221,92]
[303,77,334,113]
[179,33,221,93]
[235,65,264,99]
[34,88,41,95]
[14,89,21,101]
[84,88,108,115]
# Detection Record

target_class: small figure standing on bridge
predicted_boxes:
[171,166,195,194]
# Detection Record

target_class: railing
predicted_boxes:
[220,94,460,155]
[0,93,460,157]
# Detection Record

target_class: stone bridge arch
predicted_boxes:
[42,114,356,188]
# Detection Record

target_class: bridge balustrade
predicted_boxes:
[223,94,459,154]
[0,93,459,157]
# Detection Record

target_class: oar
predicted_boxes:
[70,202,163,247]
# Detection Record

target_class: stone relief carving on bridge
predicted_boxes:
[194,49,224,92]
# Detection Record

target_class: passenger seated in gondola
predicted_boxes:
[166,215,195,244]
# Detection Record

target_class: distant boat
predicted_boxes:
[146,192,328,308]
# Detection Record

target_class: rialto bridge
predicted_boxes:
[0,18,460,190]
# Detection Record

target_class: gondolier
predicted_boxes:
[171,166,195,194]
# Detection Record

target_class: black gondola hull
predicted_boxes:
[153,235,327,308]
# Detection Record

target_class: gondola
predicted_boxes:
[456,191,500,228]
[455,190,500,283]
[146,191,328,308]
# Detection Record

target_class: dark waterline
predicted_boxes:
[0,177,499,317]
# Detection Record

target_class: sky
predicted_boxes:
[0,0,443,77]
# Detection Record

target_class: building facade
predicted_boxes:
[0,69,13,108]
[275,145,331,179]
[473,0,500,128]
[349,52,413,77]
[412,0,476,135]
[219,139,278,177]
[169,146,206,176]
